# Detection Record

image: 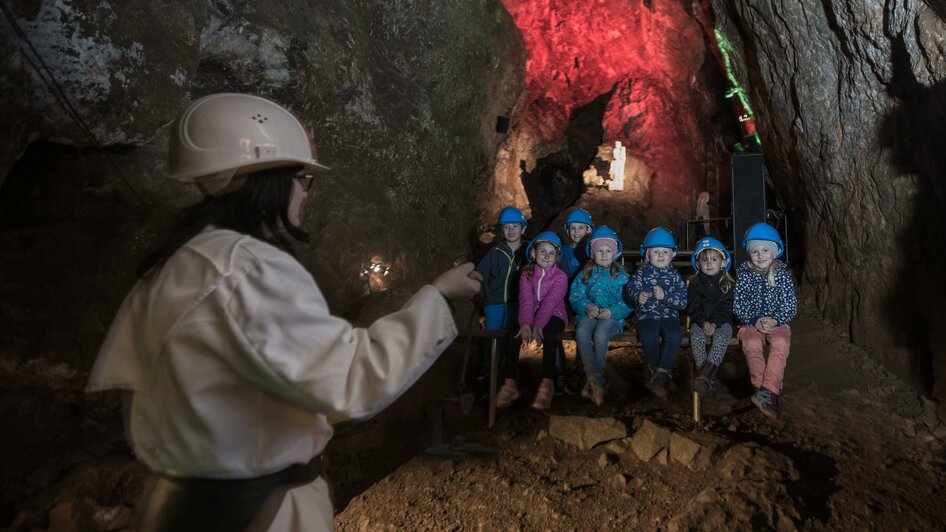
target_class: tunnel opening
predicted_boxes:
[481,0,748,252]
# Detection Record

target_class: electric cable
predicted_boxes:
[0,2,148,206]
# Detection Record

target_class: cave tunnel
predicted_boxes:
[2,0,946,530]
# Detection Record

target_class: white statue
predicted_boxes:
[608,141,626,191]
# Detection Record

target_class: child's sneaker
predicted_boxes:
[693,363,718,396]
[531,379,555,410]
[564,368,584,395]
[494,379,520,409]
[584,376,605,406]
[555,372,566,397]
[751,387,781,421]
[649,368,672,399]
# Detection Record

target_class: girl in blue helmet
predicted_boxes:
[558,208,594,279]
[569,226,632,406]
[475,206,528,376]
[494,232,569,410]
[687,237,735,396]
[556,208,595,395]
[733,223,797,421]
[625,227,688,399]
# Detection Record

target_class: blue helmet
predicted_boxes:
[691,237,731,272]
[639,226,678,256]
[497,206,527,227]
[526,231,562,262]
[585,226,624,256]
[742,222,784,258]
[563,208,595,233]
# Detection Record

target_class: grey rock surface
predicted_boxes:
[712,0,946,415]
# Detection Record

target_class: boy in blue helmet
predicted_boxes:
[625,227,688,399]
[475,206,528,378]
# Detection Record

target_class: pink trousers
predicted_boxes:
[738,324,791,394]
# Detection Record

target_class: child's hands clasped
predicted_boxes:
[755,317,776,333]
[516,324,534,343]
[516,324,546,345]
[652,285,665,300]
[703,322,716,336]
[637,291,649,305]
[586,303,600,318]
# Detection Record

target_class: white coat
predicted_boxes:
[86,227,458,530]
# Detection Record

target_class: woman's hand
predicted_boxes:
[432,262,482,300]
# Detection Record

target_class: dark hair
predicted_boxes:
[137,166,310,277]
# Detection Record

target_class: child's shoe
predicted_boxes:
[693,363,718,396]
[751,387,781,421]
[649,368,673,399]
[555,372,567,397]
[531,379,555,410]
[584,376,605,406]
[564,367,584,395]
[494,379,520,409]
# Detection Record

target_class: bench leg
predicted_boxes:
[488,337,498,429]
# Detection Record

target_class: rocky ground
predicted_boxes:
[2,290,945,531]
[333,292,946,531]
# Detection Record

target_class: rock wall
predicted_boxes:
[711,0,946,413]
[484,0,739,244]
[0,0,524,370]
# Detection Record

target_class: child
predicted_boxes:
[495,232,569,410]
[733,223,797,420]
[558,208,594,278]
[557,208,595,395]
[476,206,528,378]
[569,226,632,406]
[626,227,687,399]
[687,237,735,396]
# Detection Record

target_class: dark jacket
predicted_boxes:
[557,243,588,280]
[686,271,734,327]
[625,263,687,320]
[475,240,526,306]
[733,261,797,326]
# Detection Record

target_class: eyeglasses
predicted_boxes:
[295,173,316,192]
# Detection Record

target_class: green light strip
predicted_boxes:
[714,29,761,146]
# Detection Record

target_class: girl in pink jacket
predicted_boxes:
[495,232,569,410]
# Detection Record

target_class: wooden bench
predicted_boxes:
[460,327,738,428]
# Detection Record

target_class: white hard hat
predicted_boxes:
[169,93,329,195]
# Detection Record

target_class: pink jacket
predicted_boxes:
[518,265,569,329]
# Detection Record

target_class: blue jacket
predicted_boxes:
[558,244,587,280]
[625,263,687,321]
[733,261,797,326]
[569,266,632,331]
[475,241,525,306]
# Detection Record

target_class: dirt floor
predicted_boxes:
[2,290,945,530]
[332,292,946,531]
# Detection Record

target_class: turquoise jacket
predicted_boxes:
[569,265,632,331]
